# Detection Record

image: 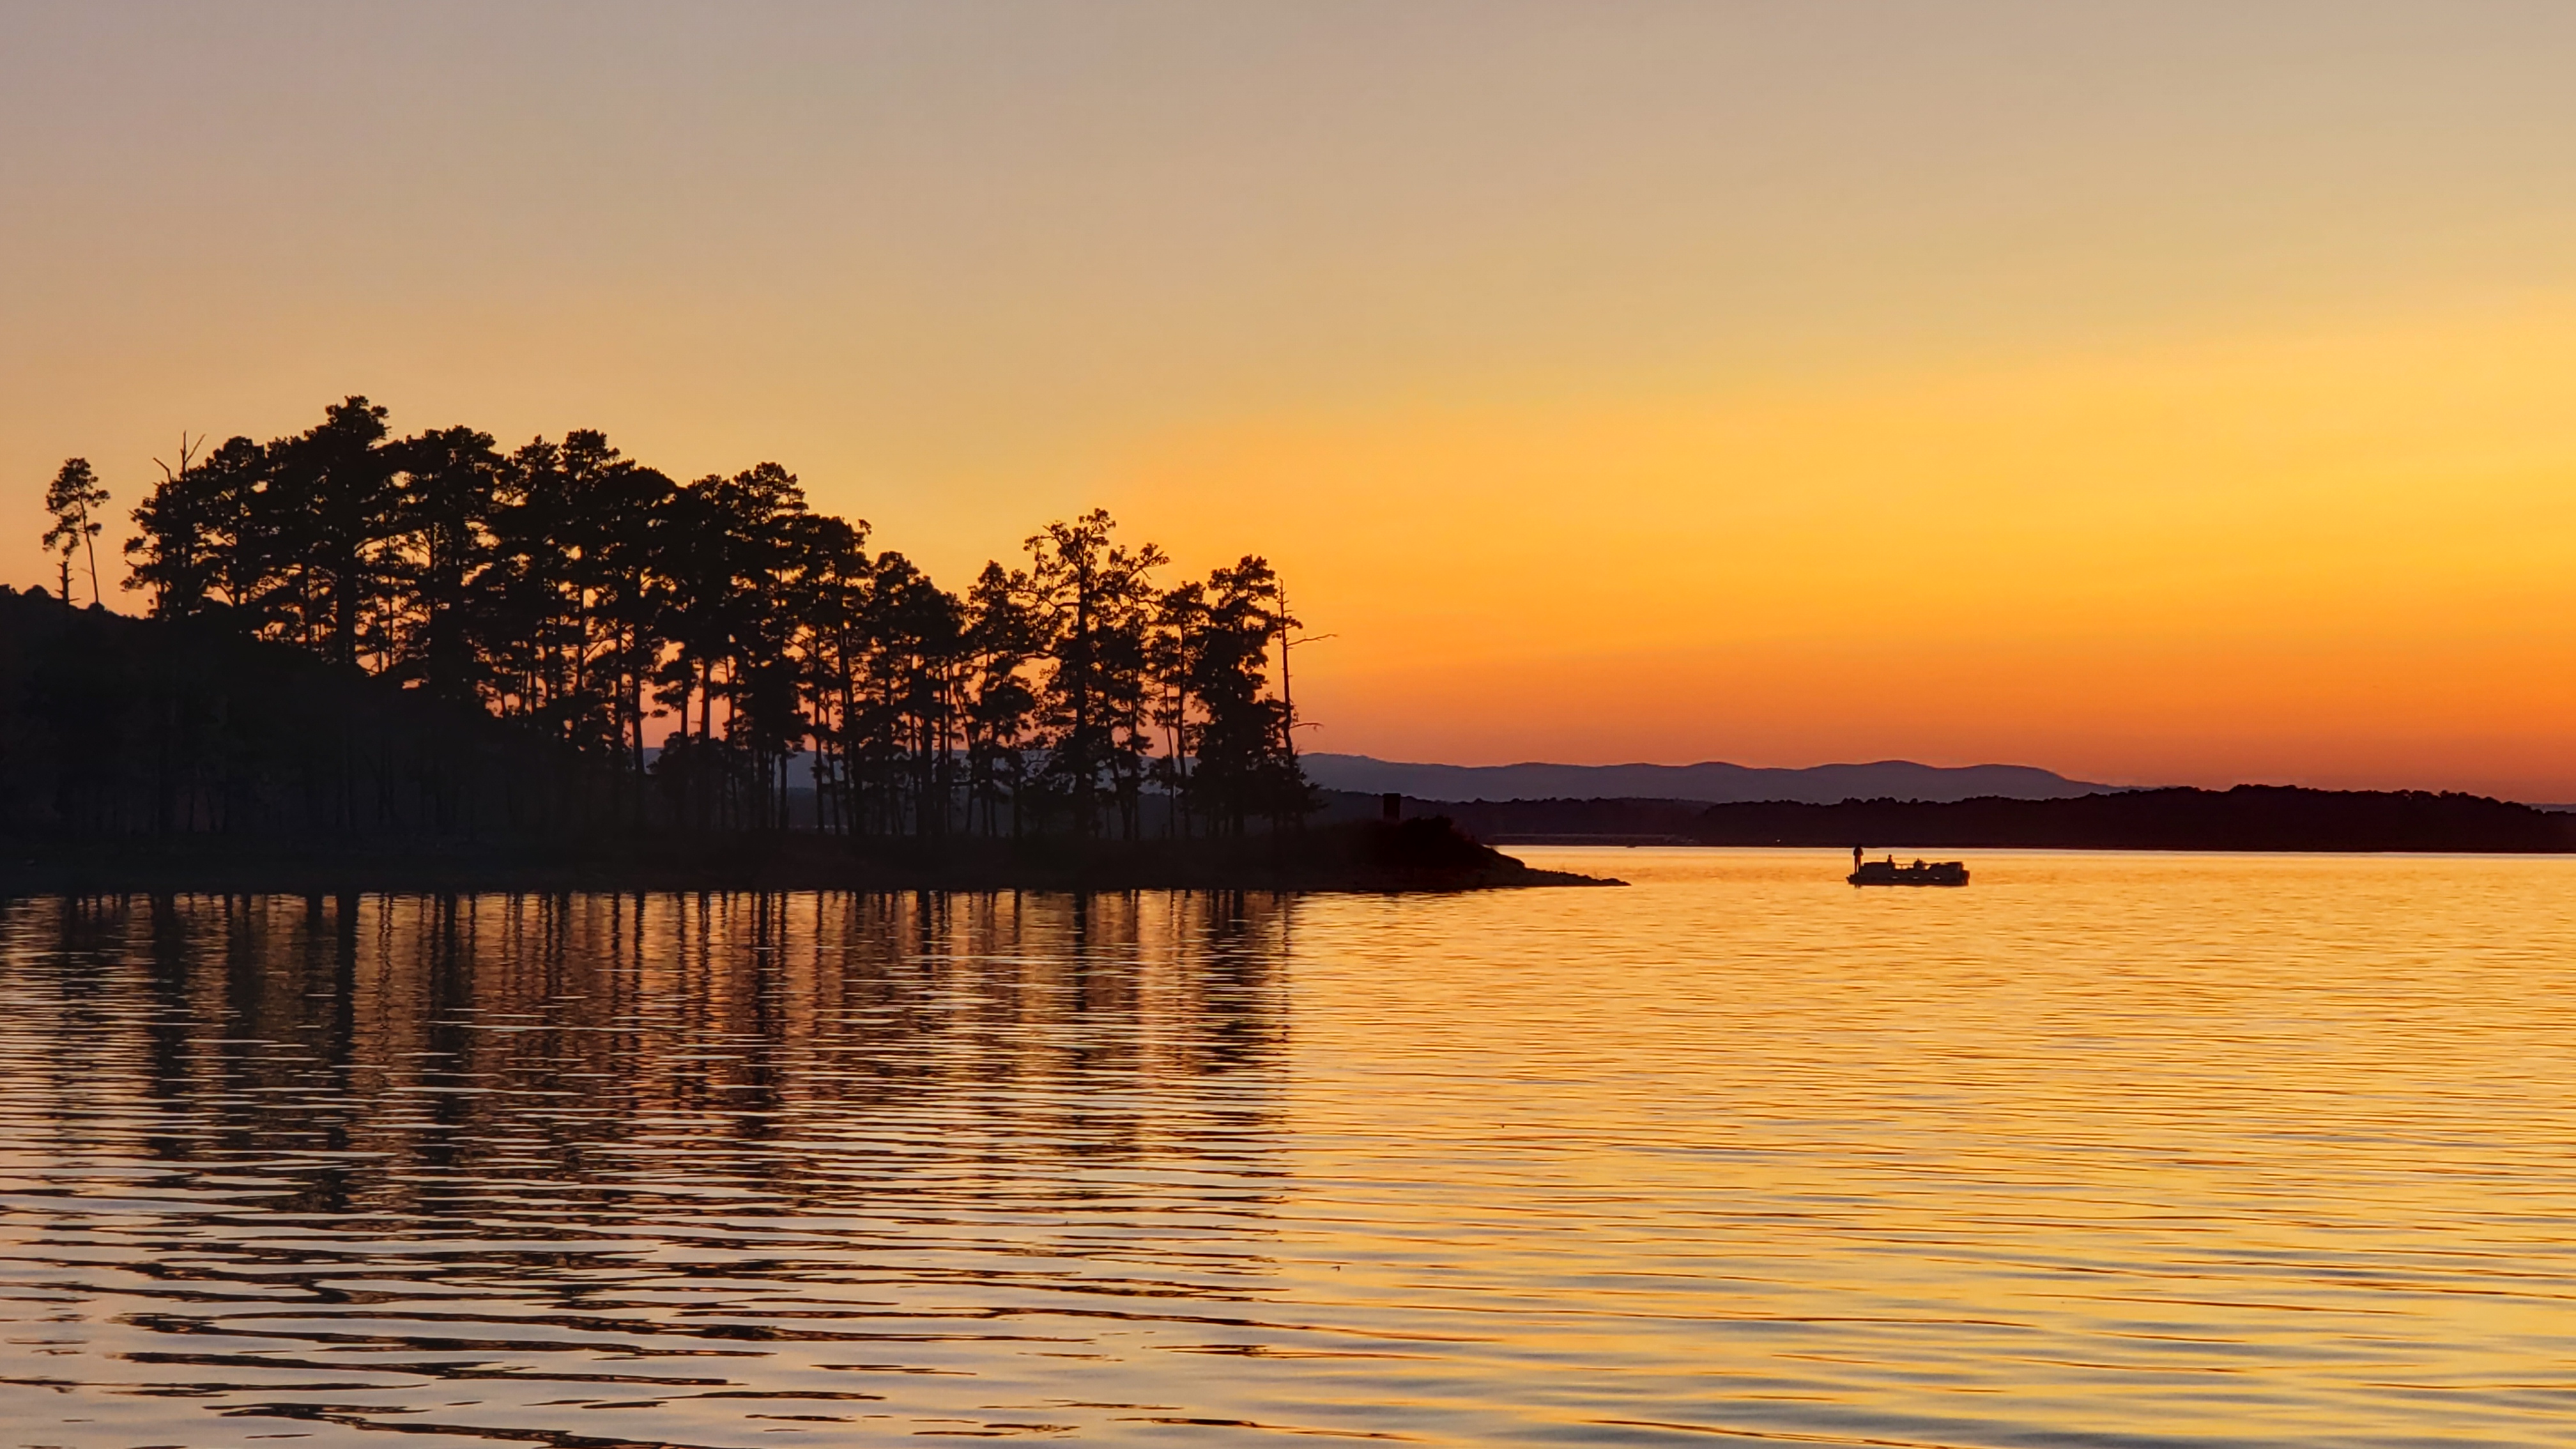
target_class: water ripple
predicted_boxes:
[6,855,2576,1445]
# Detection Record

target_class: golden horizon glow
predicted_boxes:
[9,4,2576,794]
[1112,291,2576,794]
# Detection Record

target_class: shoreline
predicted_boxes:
[1484,835,2573,855]
[1388,785,2576,855]
[0,819,1623,896]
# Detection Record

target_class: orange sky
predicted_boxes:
[8,4,2576,795]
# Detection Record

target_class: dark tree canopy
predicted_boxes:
[40,457,109,606]
[17,395,1313,845]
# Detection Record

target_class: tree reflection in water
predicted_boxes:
[1,891,1294,1443]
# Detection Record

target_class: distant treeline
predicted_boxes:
[1692,787,2574,852]
[1384,787,2575,853]
[17,397,1310,844]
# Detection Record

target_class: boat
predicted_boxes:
[1848,857,1968,887]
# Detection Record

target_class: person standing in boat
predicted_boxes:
[1853,845,1864,871]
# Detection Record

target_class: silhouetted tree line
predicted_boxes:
[1398,788,2575,852]
[1689,787,2576,852]
[17,396,1312,843]
[0,588,616,842]
[1321,786,2576,853]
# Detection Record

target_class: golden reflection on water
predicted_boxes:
[5,851,2575,1446]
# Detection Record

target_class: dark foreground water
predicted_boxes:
[6,850,2576,1447]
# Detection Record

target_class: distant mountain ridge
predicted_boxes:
[1301,753,2115,804]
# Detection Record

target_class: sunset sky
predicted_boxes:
[8,3,2576,794]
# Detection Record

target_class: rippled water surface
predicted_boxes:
[7,849,2576,1446]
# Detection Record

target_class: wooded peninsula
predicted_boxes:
[17,395,2549,888]
[7,397,1594,892]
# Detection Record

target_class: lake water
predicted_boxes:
[6,849,2575,1447]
